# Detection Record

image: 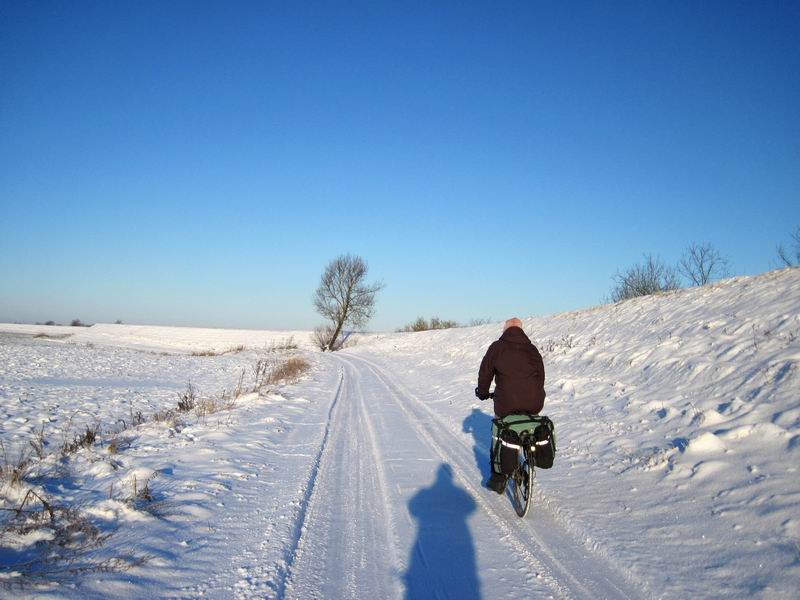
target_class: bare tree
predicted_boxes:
[313,254,384,351]
[776,225,800,267]
[678,242,729,286]
[610,254,681,302]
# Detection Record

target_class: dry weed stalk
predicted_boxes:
[0,488,141,588]
[253,358,272,391]
[62,425,99,455]
[29,426,46,459]
[233,368,245,399]
[1,439,32,487]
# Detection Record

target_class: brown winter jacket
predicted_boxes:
[477,326,546,417]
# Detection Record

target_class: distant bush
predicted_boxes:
[312,324,341,351]
[265,336,298,352]
[776,225,800,267]
[190,345,245,357]
[252,357,310,390]
[70,319,91,327]
[33,333,73,340]
[678,242,730,286]
[399,317,460,332]
[610,254,680,302]
[468,318,491,327]
[267,357,310,385]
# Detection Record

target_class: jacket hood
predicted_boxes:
[500,326,530,344]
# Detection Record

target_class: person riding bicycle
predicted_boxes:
[475,318,546,494]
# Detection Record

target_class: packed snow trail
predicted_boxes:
[280,352,643,599]
[281,366,400,599]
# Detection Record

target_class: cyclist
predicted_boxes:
[475,318,546,494]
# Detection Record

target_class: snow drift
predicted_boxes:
[348,267,800,598]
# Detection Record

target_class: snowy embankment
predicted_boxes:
[347,267,800,598]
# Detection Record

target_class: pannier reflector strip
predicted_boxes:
[493,436,522,451]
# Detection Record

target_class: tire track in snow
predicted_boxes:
[340,352,644,600]
[347,357,403,595]
[270,367,345,599]
[281,358,401,599]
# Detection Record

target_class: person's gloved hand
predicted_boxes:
[475,386,490,401]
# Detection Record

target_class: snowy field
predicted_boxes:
[0,327,331,597]
[0,323,315,354]
[1,268,799,598]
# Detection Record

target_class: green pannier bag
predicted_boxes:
[491,413,556,473]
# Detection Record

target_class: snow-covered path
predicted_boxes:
[281,352,642,600]
[282,362,400,599]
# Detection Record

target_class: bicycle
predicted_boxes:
[484,393,555,518]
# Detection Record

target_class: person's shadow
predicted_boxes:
[462,408,493,485]
[403,464,481,600]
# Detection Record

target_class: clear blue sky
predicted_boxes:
[1,1,798,331]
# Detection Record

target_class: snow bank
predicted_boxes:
[347,267,800,598]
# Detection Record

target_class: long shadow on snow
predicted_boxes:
[462,408,493,486]
[403,463,481,600]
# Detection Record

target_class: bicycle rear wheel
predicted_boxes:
[510,448,534,518]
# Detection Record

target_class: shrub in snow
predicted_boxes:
[610,254,680,302]
[398,317,460,332]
